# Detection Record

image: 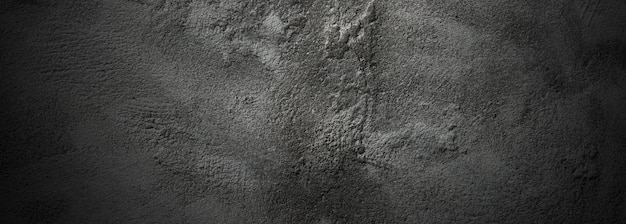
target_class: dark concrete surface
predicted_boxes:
[1,0,625,223]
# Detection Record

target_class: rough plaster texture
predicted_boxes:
[1,0,625,223]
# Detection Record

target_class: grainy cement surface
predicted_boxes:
[1,0,625,223]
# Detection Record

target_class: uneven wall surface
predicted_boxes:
[1,0,625,223]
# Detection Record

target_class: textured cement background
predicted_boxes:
[1,0,625,223]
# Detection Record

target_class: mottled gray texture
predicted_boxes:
[1,0,625,223]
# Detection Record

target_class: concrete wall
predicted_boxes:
[1,0,625,223]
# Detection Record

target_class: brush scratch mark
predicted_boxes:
[586,0,602,27]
